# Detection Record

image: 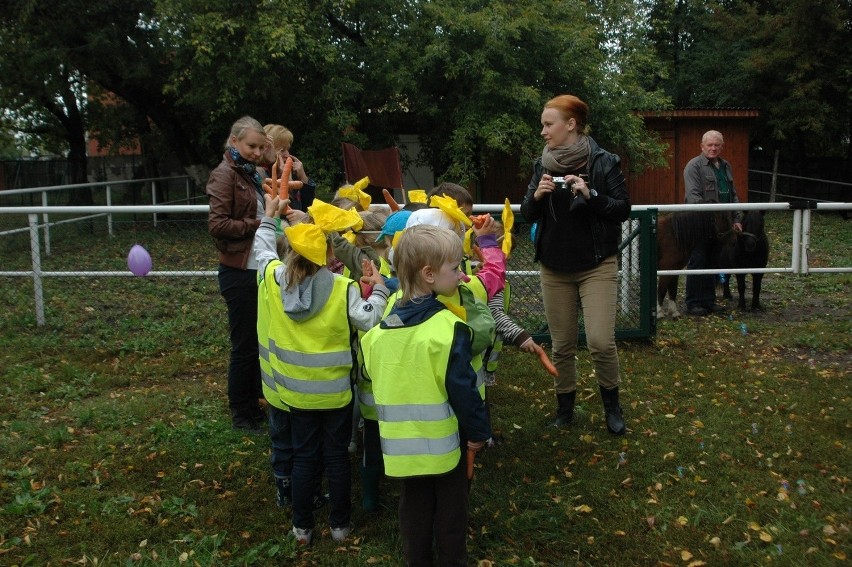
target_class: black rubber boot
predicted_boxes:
[600,386,626,435]
[551,391,576,427]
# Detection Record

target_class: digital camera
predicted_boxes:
[552,176,568,190]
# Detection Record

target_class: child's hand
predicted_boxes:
[264,194,281,218]
[284,208,306,224]
[519,338,538,354]
[472,215,496,237]
[360,259,384,287]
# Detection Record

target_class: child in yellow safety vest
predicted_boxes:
[361,224,492,566]
[254,195,388,546]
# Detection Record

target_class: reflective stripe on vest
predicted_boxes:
[383,286,489,400]
[361,308,466,477]
[259,260,355,410]
[258,269,287,411]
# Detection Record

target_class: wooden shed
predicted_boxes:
[628,108,759,205]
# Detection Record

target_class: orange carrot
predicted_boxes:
[466,447,476,480]
[382,188,401,211]
[469,214,490,228]
[533,344,559,377]
[262,178,275,197]
[280,157,292,201]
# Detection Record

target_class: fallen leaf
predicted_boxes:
[574,504,593,513]
[709,536,721,547]
[759,531,772,542]
[677,516,688,526]
[681,550,693,561]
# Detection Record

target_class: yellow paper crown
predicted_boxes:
[337,177,372,210]
[501,198,514,257]
[429,194,472,227]
[463,228,474,256]
[284,223,328,266]
[308,199,364,233]
[407,189,428,204]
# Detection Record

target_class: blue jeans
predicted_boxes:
[217,265,262,417]
[290,402,353,529]
[268,406,293,479]
[685,241,716,310]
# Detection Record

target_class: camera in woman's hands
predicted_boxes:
[552,176,568,190]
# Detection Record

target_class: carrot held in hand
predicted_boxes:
[469,214,490,228]
[533,344,559,377]
[279,157,292,201]
[382,188,401,211]
[466,447,476,480]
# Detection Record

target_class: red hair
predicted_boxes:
[545,95,589,133]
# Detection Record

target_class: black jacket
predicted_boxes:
[520,137,631,273]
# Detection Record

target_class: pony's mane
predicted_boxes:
[670,211,717,253]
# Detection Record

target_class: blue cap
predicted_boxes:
[376,210,412,243]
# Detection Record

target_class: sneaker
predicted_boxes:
[312,493,329,511]
[275,477,292,508]
[292,526,312,545]
[330,524,352,542]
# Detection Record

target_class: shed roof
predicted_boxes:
[637,108,760,118]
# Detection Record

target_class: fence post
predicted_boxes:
[791,209,802,274]
[106,185,114,237]
[152,180,158,227]
[801,209,812,275]
[29,214,46,326]
[41,190,51,256]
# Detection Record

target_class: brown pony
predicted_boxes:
[656,208,736,319]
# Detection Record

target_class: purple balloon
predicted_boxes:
[127,244,152,276]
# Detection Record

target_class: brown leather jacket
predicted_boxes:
[206,151,263,269]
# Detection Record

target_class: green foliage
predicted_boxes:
[648,0,851,163]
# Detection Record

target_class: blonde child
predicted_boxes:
[361,225,492,565]
[261,124,316,211]
[254,195,388,545]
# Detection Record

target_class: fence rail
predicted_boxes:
[1,197,850,330]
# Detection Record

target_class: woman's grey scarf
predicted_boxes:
[541,135,591,174]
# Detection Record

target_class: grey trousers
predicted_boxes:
[540,256,620,393]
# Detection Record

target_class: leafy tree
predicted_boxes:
[647,0,851,174]
[2,0,671,193]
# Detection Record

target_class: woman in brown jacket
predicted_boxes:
[207,115,269,432]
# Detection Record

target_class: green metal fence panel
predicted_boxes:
[508,210,657,345]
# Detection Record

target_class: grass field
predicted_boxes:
[0,211,849,566]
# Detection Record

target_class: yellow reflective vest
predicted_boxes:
[361,308,468,477]
[257,260,356,410]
